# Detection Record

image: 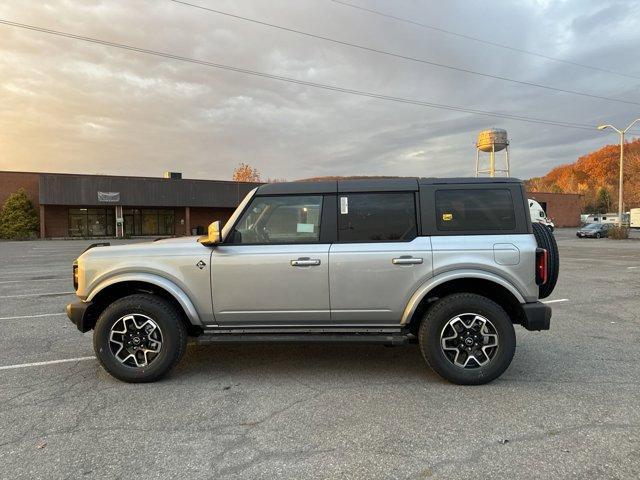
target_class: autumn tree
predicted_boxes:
[525,177,549,192]
[548,183,564,193]
[0,188,39,239]
[527,138,640,211]
[596,187,611,213]
[232,163,261,182]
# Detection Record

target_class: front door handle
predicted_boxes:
[291,258,321,267]
[392,256,423,265]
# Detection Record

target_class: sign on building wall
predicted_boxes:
[97,191,120,203]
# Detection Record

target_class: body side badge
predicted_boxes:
[196,260,206,269]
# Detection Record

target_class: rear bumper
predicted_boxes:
[521,302,551,331]
[66,300,94,333]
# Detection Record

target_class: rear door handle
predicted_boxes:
[291,258,321,267]
[392,256,423,265]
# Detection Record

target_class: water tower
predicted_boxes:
[475,128,510,177]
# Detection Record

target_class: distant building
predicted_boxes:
[0,171,260,238]
[526,191,582,227]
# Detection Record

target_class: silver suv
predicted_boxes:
[66,178,557,385]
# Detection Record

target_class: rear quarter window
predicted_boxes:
[435,189,516,231]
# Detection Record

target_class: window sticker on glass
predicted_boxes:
[296,223,315,233]
[442,213,453,221]
[340,196,349,214]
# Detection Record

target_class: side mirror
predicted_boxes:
[200,220,221,246]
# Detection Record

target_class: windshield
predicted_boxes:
[221,188,257,241]
[584,223,601,230]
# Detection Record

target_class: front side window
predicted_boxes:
[435,189,516,231]
[337,192,417,242]
[231,195,323,244]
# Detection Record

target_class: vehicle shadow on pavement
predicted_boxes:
[170,343,446,384]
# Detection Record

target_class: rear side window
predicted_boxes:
[435,189,515,231]
[338,192,417,242]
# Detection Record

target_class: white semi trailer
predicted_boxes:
[630,208,640,229]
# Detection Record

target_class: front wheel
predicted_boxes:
[418,293,516,385]
[596,232,601,239]
[93,294,187,383]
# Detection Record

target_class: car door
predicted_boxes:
[329,190,433,324]
[211,194,331,326]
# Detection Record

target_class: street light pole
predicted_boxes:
[597,119,640,227]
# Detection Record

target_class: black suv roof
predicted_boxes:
[256,177,523,195]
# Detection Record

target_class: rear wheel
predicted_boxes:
[93,294,187,383]
[418,293,516,385]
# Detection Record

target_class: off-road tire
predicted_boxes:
[418,293,516,385]
[532,222,559,299]
[93,294,187,383]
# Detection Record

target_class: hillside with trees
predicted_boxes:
[526,139,640,212]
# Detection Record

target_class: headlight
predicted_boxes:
[73,261,79,290]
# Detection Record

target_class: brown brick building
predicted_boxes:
[527,191,582,227]
[0,171,260,238]
[1,171,584,236]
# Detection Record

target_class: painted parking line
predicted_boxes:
[31,248,85,251]
[13,252,79,258]
[0,278,67,285]
[0,356,95,371]
[0,313,66,321]
[0,291,75,299]
[628,266,638,270]
[542,298,570,304]
[0,269,68,276]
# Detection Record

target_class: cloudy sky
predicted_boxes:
[1,0,639,181]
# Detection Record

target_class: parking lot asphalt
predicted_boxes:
[0,230,639,479]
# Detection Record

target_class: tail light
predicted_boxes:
[535,248,548,285]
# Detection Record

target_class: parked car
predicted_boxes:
[529,199,554,232]
[66,178,559,385]
[576,222,613,238]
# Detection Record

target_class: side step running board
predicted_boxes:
[196,333,415,346]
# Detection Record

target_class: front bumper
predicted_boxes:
[521,302,551,331]
[66,301,94,333]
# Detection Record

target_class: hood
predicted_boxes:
[78,236,210,261]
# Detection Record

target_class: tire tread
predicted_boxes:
[532,222,559,299]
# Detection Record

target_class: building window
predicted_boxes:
[124,208,174,236]
[68,208,115,237]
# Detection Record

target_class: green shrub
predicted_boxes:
[0,189,39,239]
[609,225,629,240]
